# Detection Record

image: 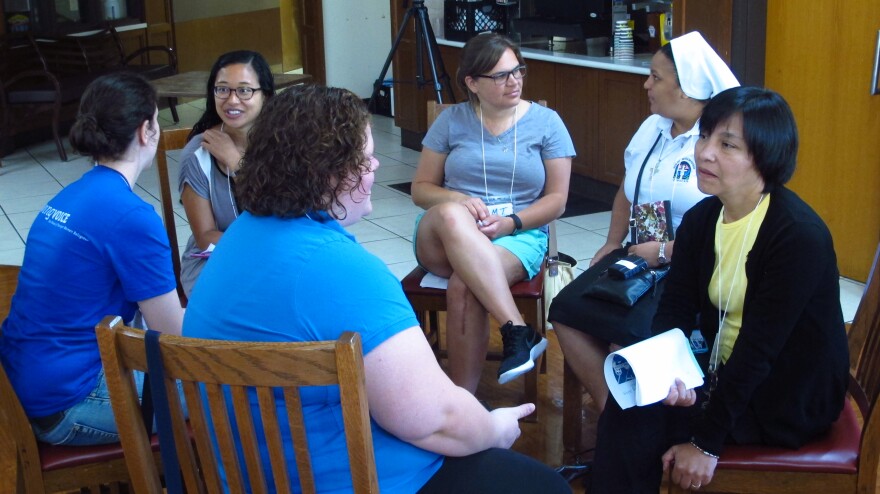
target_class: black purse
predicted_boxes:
[583,134,670,305]
[582,257,669,307]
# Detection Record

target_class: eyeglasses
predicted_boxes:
[213,86,261,100]
[474,65,527,86]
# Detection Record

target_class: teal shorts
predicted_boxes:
[412,212,548,280]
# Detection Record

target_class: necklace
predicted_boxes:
[479,102,518,204]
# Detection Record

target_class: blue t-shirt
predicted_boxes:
[183,211,443,493]
[0,165,176,417]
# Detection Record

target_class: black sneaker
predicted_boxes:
[497,321,547,384]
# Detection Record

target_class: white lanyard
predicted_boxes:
[479,102,517,205]
[709,193,765,375]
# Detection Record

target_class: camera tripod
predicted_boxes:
[369,0,456,111]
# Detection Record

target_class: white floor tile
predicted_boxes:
[346,220,400,243]
[0,179,62,200]
[560,211,612,232]
[387,260,419,281]
[840,277,865,323]
[368,195,423,219]
[556,230,607,264]
[360,237,415,265]
[0,232,25,252]
[0,248,24,265]
[375,164,416,184]
[0,193,55,215]
[368,212,420,239]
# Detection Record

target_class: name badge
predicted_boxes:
[487,202,513,217]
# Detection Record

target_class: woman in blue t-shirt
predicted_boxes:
[0,72,184,445]
[184,84,570,493]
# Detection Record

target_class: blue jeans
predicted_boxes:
[33,368,186,446]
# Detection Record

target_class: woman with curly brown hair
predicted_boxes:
[182,84,570,493]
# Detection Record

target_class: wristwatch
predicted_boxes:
[658,241,668,265]
[506,213,522,234]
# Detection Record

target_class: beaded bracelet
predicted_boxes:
[690,440,720,459]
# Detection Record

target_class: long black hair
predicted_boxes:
[188,50,275,140]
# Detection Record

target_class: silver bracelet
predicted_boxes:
[690,440,720,459]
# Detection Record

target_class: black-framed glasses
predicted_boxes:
[213,86,261,100]
[474,65,527,86]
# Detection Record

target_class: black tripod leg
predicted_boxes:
[368,7,416,111]
[423,14,456,104]
[415,8,445,103]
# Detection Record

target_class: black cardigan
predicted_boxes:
[652,186,849,455]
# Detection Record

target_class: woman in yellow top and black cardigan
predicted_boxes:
[590,86,849,493]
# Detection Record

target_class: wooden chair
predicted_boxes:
[96,316,379,494]
[667,242,880,493]
[402,100,550,421]
[0,265,156,493]
[156,126,192,306]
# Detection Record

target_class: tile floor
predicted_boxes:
[0,100,866,322]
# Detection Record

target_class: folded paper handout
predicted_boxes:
[604,328,704,409]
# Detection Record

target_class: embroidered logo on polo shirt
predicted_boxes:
[672,158,694,182]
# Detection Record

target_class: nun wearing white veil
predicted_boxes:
[549,30,740,418]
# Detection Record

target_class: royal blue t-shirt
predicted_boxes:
[0,165,176,417]
[183,211,443,493]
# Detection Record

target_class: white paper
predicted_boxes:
[605,328,704,409]
[188,243,215,259]
[420,272,449,290]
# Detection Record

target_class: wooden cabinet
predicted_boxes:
[595,70,650,184]
[554,63,597,177]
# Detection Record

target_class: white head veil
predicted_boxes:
[669,31,740,100]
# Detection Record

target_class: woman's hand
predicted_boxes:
[628,241,663,267]
[662,442,718,491]
[459,196,490,223]
[590,242,622,267]
[663,378,697,407]
[488,404,535,449]
[476,214,514,240]
[201,129,243,172]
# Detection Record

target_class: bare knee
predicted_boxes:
[425,202,477,235]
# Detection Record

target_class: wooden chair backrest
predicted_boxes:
[156,127,192,305]
[0,264,46,492]
[96,316,379,494]
[0,264,19,321]
[847,243,880,491]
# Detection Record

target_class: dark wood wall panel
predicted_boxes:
[174,8,282,73]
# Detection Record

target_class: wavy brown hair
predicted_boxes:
[236,84,371,218]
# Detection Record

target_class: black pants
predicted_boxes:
[590,380,762,494]
[418,448,572,494]
[548,247,665,347]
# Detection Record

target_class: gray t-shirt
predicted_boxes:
[176,133,239,295]
[421,101,575,217]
